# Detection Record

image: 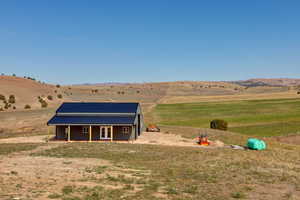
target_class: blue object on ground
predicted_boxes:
[247,138,266,150]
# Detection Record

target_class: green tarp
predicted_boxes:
[247,138,266,150]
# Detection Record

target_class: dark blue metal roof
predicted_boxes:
[56,102,139,113]
[47,115,135,125]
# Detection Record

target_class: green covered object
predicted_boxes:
[247,138,266,150]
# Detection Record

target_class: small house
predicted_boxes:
[47,102,144,141]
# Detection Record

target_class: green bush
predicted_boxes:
[24,105,31,109]
[47,95,53,100]
[210,119,228,131]
[57,94,63,99]
[8,95,16,104]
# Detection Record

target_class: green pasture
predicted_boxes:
[155,98,300,137]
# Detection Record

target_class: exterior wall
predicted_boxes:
[136,105,144,136]
[56,126,67,140]
[70,126,89,141]
[113,126,133,141]
[55,125,133,141]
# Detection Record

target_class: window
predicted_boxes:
[122,127,130,134]
[82,126,89,134]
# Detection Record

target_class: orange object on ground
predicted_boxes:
[198,134,210,146]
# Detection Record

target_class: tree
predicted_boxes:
[47,95,53,101]
[8,95,16,104]
[24,105,31,109]
[41,100,48,108]
[0,94,5,101]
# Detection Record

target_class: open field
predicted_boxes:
[155,98,300,137]
[1,76,300,199]
[29,141,300,200]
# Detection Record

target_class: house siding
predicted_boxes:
[55,125,134,141]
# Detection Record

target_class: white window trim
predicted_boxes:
[82,126,89,134]
[122,127,130,134]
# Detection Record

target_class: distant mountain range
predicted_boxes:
[232,78,300,87]
[76,78,300,87]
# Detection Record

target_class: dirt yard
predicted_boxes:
[134,132,224,148]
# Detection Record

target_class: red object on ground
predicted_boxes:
[198,136,210,146]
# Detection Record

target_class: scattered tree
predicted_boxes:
[8,95,16,104]
[47,95,53,101]
[0,94,5,101]
[24,105,31,109]
[41,101,48,108]
[4,104,9,109]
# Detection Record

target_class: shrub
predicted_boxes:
[12,74,16,77]
[4,103,10,109]
[54,90,57,93]
[24,105,31,109]
[56,84,60,88]
[8,95,16,104]
[297,91,300,94]
[13,106,16,110]
[0,108,3,112]
[41,100,48,108]
[47,95,53,101]
[0,94,5,101]
[57,94,63,99]
[210,119,228,131]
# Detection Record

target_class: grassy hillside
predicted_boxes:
[155,98,300,137]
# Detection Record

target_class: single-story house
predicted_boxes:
[47,102,144,141]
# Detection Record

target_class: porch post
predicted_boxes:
[47,126,50,142]
[89,125,92,142]
[111,126,113,142]
[68,125,71,142]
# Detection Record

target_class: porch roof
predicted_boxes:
[47,115,135,125]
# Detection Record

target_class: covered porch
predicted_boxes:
[54,125,135,142]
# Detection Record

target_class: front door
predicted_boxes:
[100,126,112,140]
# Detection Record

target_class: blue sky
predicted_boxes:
[0,0,300,84]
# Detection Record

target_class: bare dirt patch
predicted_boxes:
[0,143,153,200]
[274,134,300,145]
[134,132,224,148]
[0,135,49,144]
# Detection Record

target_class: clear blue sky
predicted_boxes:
[0,0,300,84]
